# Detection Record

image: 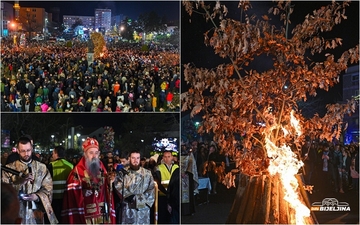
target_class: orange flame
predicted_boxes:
[265,110,310,224]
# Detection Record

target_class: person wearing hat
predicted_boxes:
[61,138,116,224]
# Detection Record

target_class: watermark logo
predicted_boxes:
[311,198,351,212]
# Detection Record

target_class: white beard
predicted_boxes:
[86,157,100,176]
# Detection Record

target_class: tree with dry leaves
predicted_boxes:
[89,32,107,58]
[182,1,358,224]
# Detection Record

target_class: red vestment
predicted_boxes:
[61,157,116,224]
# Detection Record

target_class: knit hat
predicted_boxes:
[150,154,159,163]
[82,138,99,152]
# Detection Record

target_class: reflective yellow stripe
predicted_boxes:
[161,180,170,185]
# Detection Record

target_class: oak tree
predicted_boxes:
[182,1,359,223]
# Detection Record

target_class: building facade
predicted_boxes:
[342,65,359,144]
[18,7,47,36]
[1,1,14,37]
[63,15,94,30]
[111,14,125,26]
[94,8,111,32]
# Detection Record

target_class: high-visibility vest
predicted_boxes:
[50,159,74,199]
[158,163,179,196]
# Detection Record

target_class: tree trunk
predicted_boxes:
[227,173,317,224]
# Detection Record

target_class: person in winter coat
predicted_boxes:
[166,91,174,106]
[151,93,157,112]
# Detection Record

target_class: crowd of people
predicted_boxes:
[1,136,180,224]
[179,139,234,216]
[301,140,359,196]
[181,138,360,194]
[1,133,359,224]
[0,39,180,113]
[179,138,359,216]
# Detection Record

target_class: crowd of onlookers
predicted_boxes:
[180,139,359,196]
[181,139,235,195]
[0,149,179,171]
[300,140,359,196]
[0,38,180,112]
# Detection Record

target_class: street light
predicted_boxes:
[51,135,55,148]
[10,21,18,31]
[119,25,125,39]
[44,18,48,38]
[68,135,72,149]
[140,140,145,155]
[10,21,18,45]
[76,133,81,149]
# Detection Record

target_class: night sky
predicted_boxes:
[182,1,359,67]
[181,1,359,106]
[10,1,180,22]
[64,113,179,134]
[1,113,180,148]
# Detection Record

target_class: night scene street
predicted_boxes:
[1,1,180,113]
[0,0,359,225]
[1,113,180,158]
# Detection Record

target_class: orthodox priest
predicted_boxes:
[61,137,116,224]
[1,136,58,224]
[114,149,155,224]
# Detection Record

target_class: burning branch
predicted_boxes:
[182,0,359,177]
[90,32,107,58]
[182,1,358,224]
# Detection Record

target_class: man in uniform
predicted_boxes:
[114,149,155,224]
[155,150,179,224]
[61,138,116,224]
[2,136,58,224]
[48,146,74,223]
